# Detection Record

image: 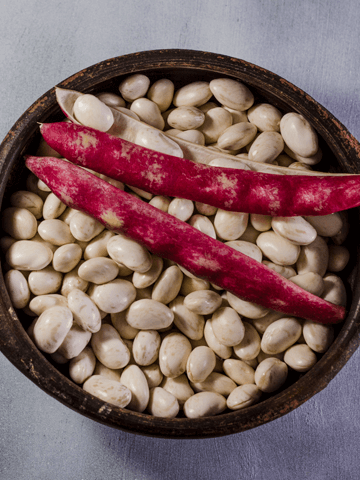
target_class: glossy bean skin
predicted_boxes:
[83,375,132,408]
[183,391,227,418]
[91,324,130,369]
[33,306,73,354]
[4,269,30,309]
[255,358,288,393]
[186,346,216,383]
[227,384,262,410]
[69,347,96,384]
[147,387,179,418]
[120,365,150,413]
[161,374,194,408]
[159,332,192,378]
[261,317,302,355]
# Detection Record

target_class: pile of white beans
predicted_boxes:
[1,73,350,419]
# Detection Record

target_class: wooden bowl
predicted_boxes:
[1,49,360,438]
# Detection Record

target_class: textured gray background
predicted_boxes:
[1,1,360,479]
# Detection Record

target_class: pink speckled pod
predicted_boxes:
[40,122,360,216]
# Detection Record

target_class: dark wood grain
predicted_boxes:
[1,49,359,438]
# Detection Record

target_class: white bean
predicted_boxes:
[147,78,174,112]
[302,320,334,353]
[327,245,350,272]
[132,256,163,288]
[247,103,282,132]
[67,288,101,333]
[73,94,114,132]
[97,92,125,108]
[175,130,205,145]
[130,98,165,130]
[69,347,96,384]
[10,191,43,219]
[256,231,300,266]
[90,279,136,314]
[223,358,255,385]
[148,196,171,212]
[252,311,284,335]
[250,214,272,232]
[107,234,152,273]
[217,122,257,151]
[119,74,150,102]
[78,257,119,284]
[233,322,261,360]
[204,319,232,359]
[211,307,245,347]
[255,358,288,393]
[169,296,205,340]
[38,219,75,246]
[152,265,183,304]
[141,364,163,389]
[189,214,216,239]
[135,127,183,157]
[210,78,254,111]
[83,375,131,408]
[191,372,237,397]
[93,361,122,382]
[167,106,205,130]
[305,213,343,238]
[284,344,317,372]
[42,193,66,220]
[159,332,192,378]
[132,330,161,366]
[6,239,55,271]
[214,210,248,240]
[161,374,194,408]
[147,387,179,418]
[33,305,73,354]
[126,299,174,330]
[227,384,262,410]
[289,272,324,296]
[226,291,269,320]
[198,107,233,144]
[225,240,262,262]
[322,273,347,306]
[4,269,30,309]
[296,236,329,276]
[261,317,302,355]
[271,216,317,246]
[168,198,194,222]
[52,243,82,273]
[173,81,212,107]
[195,201,217,216]
[111,311,139,340]
[186,346,216,383]
[2,207,37,240]
[284,144,322,166]
[90,324,130,369]
[69,212,104,242]
[61,264,89,297]
[280,112,318,158]
[183,391,226,418]
[120,365,149,413]
[57,323,92,359]
[28,266,62,295]
[184,290,222,315]
[223,106,248,124]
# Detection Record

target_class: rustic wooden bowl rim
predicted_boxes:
[1,49,360,439]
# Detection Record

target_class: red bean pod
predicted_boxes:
[25,156,345,324]
[39,122,360,217]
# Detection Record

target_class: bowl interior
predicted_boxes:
[1,50,360,438]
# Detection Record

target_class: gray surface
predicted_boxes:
[1,1,360,479]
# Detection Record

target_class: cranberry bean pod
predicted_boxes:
[38,122,360,216]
